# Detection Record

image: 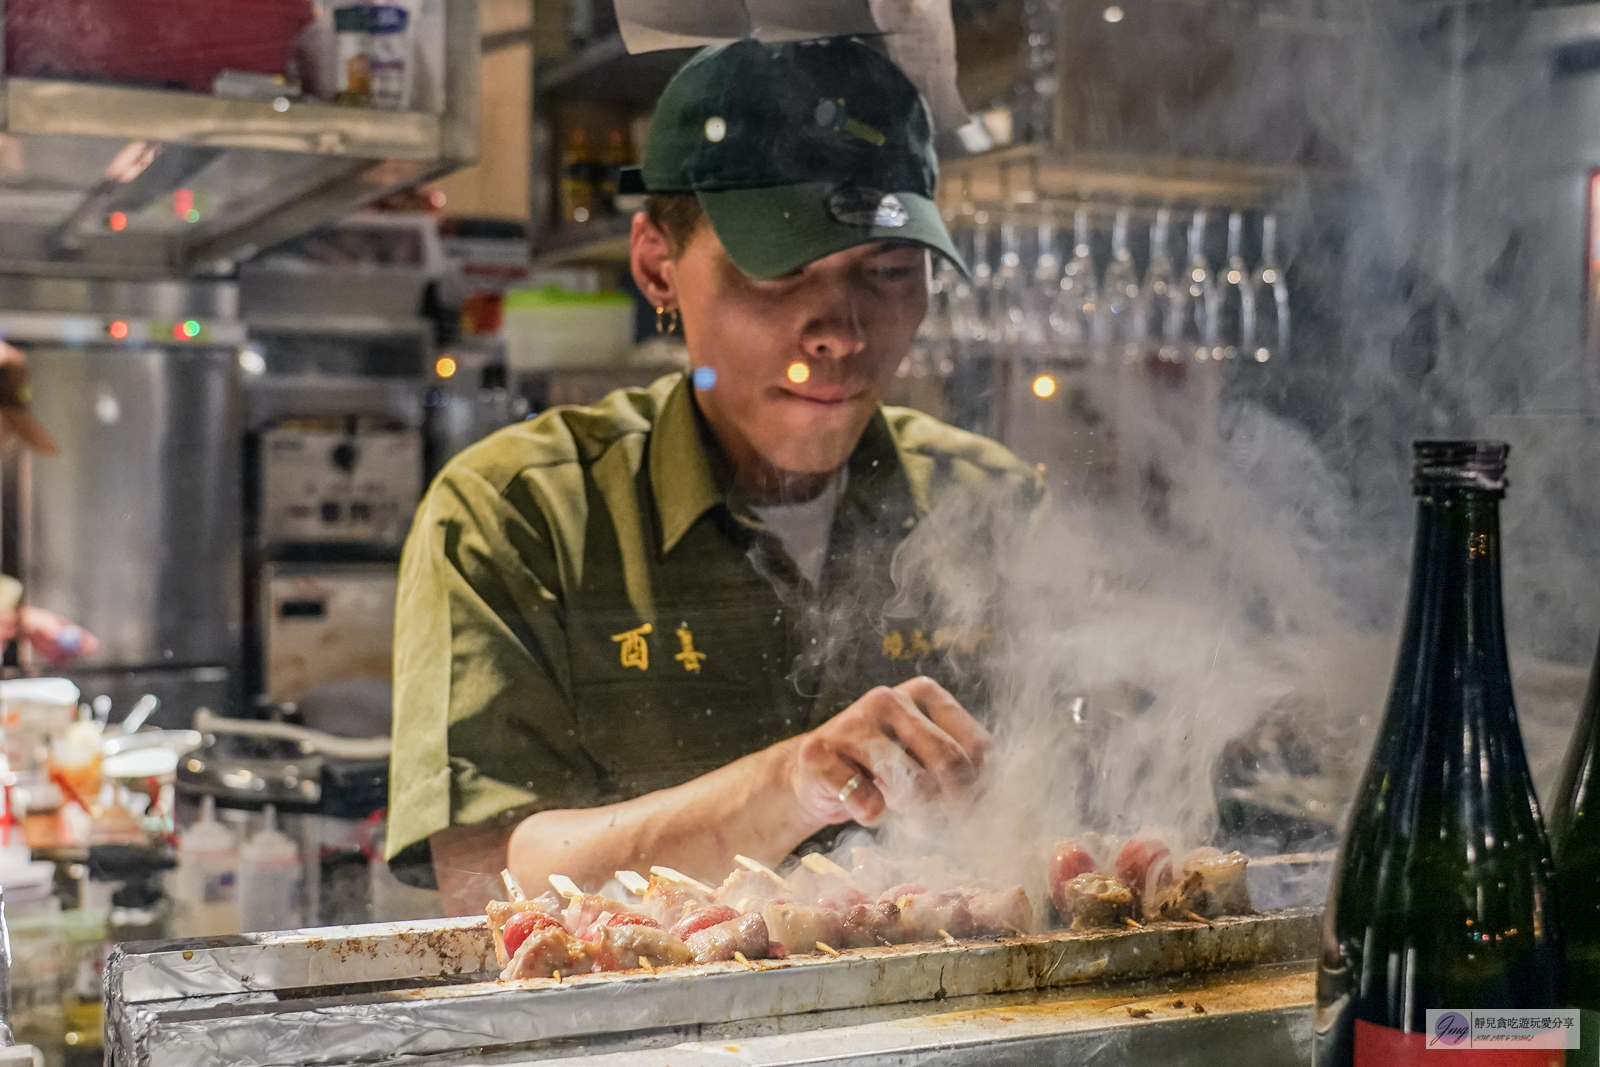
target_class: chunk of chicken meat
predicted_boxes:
[588,922,693,970]
[686,912,771,963]
[501,925,594,981]
[965,885,1033,936]
[761,902,843,956]
[1054,873,1135,931]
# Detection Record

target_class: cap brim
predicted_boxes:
[695,184,968,282]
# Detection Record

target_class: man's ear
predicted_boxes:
[630,211,678,309]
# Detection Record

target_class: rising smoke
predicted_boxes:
[825,0,1600,907]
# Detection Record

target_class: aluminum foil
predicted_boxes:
[107,909,1319,1067]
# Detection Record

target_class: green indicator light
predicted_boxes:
[185,209,200,223]
[182,320,201,338]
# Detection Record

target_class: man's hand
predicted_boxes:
[791,676,991,828]
[0,606,100,666]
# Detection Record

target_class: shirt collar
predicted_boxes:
[648,373,923,555]
[649,374,723,555]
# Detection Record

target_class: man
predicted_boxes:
[387,36,1041,914]
[0,342,99,666]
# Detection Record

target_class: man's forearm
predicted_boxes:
[506,735,825,893]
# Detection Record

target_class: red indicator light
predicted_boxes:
[173,189,194,216]
[108,320,130,340]
[108,212,128,232]
[172,323,186,341]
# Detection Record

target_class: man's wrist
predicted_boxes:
[770,733,830,844]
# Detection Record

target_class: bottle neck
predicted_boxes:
[1389,489,1514,734]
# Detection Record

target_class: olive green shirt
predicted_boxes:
[386,372,1042,864]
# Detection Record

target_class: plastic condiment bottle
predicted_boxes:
[237,804,302,933]
[171,795,239,937]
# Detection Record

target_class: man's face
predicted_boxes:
[671,223,928,475]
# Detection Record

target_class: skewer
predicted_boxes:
[1000,922,1027,938]
[638,957,654,973]
[501,869,527,902]
[1181,909,1213,927]
[552,970,562,983]
[732,951,755,969]
[1123,917,1143,930]
[650,865,714,895]
[616,870,650,896]
[799,853,852,880]
[734,854,788,887]
[937,929,958,946]
[549,874,583,900]
[815,941,840,957]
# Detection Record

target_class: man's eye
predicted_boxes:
[872,266,916,282]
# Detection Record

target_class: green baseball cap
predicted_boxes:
[622,37,966,280]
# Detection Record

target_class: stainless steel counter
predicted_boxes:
[106,909,1319,1067]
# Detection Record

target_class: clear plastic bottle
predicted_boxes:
[170,795,239,938]
[2,849,65,1067]
[237,805,302,933]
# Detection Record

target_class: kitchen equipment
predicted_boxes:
[259,433,420,549]
[1,277,245,728]
[105,896,1323,1067]
[260,565,397,706]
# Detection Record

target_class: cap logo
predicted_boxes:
[827,188,909,229]
[704,116,727,143]
[813,98,885,147]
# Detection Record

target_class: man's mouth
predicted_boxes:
[777,385,859,406]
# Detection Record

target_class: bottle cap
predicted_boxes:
[1412,440,1510,496]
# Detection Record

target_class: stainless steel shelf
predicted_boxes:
[0,0,480,279]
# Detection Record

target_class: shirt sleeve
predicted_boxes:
[385,462,601,862]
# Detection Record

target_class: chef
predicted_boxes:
[387,37,1042,914]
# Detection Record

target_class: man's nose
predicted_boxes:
[798,285,868,362]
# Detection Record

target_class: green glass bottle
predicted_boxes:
[1550,631,1600,1058]
[1314,441,1565,1066]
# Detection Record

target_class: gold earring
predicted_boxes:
[655,305,681,336]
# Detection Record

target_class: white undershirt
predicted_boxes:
[748,469,847,588]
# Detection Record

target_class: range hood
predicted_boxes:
[0,0,479,279]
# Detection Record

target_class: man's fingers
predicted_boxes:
[871,686,979,797]
[895,676,992,769]
[830,762,888,827]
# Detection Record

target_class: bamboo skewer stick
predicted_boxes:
[549,874,584,900]
[650,865,714,895]
[734,854,788,887]
[501,869,526,902]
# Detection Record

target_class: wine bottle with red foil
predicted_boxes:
[1313,441,1565,1067]
[1549,631,1600,1058]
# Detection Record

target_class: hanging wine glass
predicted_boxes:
[1136,208,1178,362]
[1050,206,1098,360]
[969,209,996,351]
[1101,208,1140,364]
[1024,210,1060,356]
[913,250,960,376]
[991,212,1028,353]
[1215,210,1249,361]
[1248,213,1289,362]
[946,209,981,353]
[1175,210,1215,360]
